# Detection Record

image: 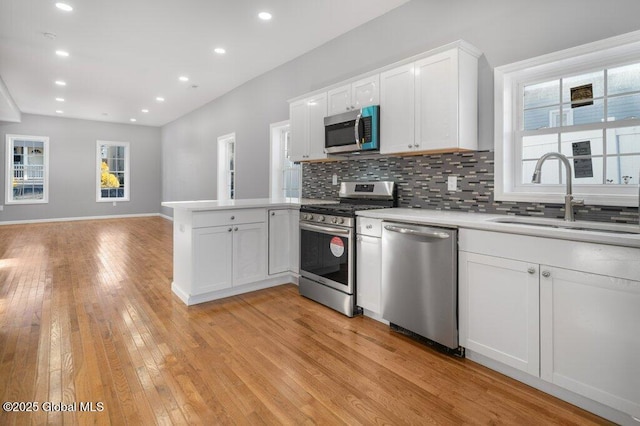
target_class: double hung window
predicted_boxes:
[97,141,130,202]
[495,31,640,206]
[5,134,49,204]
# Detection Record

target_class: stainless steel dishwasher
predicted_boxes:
[381,222,460,354]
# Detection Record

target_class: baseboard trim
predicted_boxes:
[0,213,162,226]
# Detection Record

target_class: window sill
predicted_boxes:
[495,189,638,207]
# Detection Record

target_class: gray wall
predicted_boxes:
[0,114,161,222]
[161,0,640,216]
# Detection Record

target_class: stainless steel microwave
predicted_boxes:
[324,105,379,154]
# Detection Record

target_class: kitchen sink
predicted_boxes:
[488,216,640,235]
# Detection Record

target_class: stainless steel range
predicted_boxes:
[299,181,396,317]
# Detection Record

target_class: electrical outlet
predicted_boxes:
[112,201,117,206]
[447,176,458,191]
[332,174,338,185]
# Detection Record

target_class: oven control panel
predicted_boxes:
[300,213,352,228]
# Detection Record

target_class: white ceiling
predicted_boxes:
[0,0,409,127]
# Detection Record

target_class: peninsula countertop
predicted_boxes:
[161,197,338,211]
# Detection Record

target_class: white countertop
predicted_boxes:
[161,197,337,211]
[357,208,640,249]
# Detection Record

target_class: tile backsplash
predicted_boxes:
[302,151,639,225]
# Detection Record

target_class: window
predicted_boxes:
[270,121,301,198]
[217,133,235,200]
[97,141,130,202]
[495,31,640,207]
[5,134,49,204]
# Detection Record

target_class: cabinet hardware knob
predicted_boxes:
[234,227,238,231]
[228,228,232,232]
[414,144,419,148]
[366,224,373,229]
[230,216,235,220]
[542,271,551,278]
[271,212,275,216]
[408,144,413,149]
[527,267,535,274]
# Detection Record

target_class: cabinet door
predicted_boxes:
[540,266,640,418]
[356,235,382,314]
[289,99,308,162]
[233,222,267,286]
[327,84,351,115]
[352,75,380,109]
[289,209,300,274]
[193,226,233,294]
[268,209,291,275]
[415,50,458,151]
[380,63,415,155]
[459,251,540,375]
[306,93,328,161]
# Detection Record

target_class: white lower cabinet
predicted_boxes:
[540,266,640,419]
[356,217,383,318]
[458,251,540,376]
[232,222,268,286]
[192,222,267,293]
[193,226,233,293]
[459,228,640,422]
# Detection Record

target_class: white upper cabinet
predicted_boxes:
[415,51,459,151]
[289,41,481,160]
[328,75,381,115]
[327,85,351,116]
[380,63,416,154]
[289,93,328,162]
[381,44,480,155]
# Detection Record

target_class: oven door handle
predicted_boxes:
[300,222,351,236]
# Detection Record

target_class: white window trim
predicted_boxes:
[495,30,640,207]
[269,120,301,199]
[5,134,49,205]
[96,140,130,202]
[217,132,236,201]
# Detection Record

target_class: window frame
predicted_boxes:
[96,140,130,202]
[269,120,301,199]
[5,134,50,205]
[217,132,236,200]
[495,30,640,207]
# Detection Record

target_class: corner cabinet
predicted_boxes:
[459,229,640,422]
[380,43,480,155]
[289,93,327,162]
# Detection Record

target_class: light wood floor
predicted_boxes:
[0,217,611,425]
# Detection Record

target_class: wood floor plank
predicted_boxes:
[0,217,614,425]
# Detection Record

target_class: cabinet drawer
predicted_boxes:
[193,208,265,228]
[357,217,382,237]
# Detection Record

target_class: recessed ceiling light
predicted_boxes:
[55,3,73,12]
[55,50,69,57]
[179,76,189,82]
[55,80,66,86]
[156,97,165,102]
[258,12,272,20]
[213,47,226,55]
[56,110,64,114]
[130,118,137,122]
[141,109,149,113]
[55,97,65,102]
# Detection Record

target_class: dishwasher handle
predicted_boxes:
[384,224,451,239]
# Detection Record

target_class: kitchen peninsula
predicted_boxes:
[162,198,310,305]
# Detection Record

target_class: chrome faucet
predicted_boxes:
[531,152,584,222]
